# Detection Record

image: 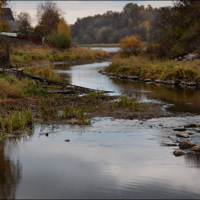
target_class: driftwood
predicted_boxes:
[1,68,113,94]
[22,72,99,92]
[46,90,76,94]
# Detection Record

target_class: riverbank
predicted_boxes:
[10,43,110,67]
[102,56,200,88]
[0,66,179,136]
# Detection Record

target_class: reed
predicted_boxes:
[59,104,91,125]
[109,95,142,111]
[0,109,33,135]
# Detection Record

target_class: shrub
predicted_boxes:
[47,30,71,49]
[119,35,145,58]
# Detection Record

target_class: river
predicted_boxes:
[1,52,200,199]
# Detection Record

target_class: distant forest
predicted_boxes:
[71,3,166,44]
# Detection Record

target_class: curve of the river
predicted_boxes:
[54,61,200,114]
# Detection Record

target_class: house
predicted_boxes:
[0,8,14,21]
[0,32,45,45]
[0,8,45,44]
[0,8,22,33]
[7,20,22,33]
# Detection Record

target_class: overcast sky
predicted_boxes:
[10,1,173,26]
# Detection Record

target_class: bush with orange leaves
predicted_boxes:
[119,35,145,58]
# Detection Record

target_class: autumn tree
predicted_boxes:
[36,1,61,36]
[58,17,71,36]
[18,12,33,35]
[152,0,200,58]
[0,0,8,31]
[119,35,145,57]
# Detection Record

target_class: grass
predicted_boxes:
[11,43,109,66]
[37,98,91,125]
[0,74,48,99]
[0,64,62,100]
[24,65,60,81]
[106,56,200,81]
[109,95,142,111]
[0,78,23,99]
[59,105,91,125]
[0,109,33,135]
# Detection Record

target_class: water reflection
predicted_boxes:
[83,47,120,53]
[12,119,200,198]
[55,62,200,114]
[184,155,200,168]
[0,132,33,199]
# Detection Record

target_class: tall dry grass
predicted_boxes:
[11,43,109,66]
[0,79,23,99]
[24,66,60,81]
[106,56,200,80]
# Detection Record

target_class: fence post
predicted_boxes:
[16,64,18,78]
[7,41,10,69]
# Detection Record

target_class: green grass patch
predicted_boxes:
[0,109,33,135]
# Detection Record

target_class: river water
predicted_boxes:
[1,55,200,199]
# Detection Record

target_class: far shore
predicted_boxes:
[78,43,120,47]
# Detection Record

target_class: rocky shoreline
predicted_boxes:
[98,70,200,88]
[172,123,200,156]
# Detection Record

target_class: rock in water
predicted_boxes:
[173,150,185,157]
[173,128,187,131]
[179,140,196,149]
[184,123,199,128]
[65,139,70,142]
[176,133,189,138]
[188,146,200,151]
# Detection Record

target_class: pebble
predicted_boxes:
[188,146,200,151]
[173,150,185,157]
[179,140,196,149]
[173,128,187,131]
[176,133,189,138]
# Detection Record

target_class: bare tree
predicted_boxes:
[36,1,62,36]
[18,12,32,35]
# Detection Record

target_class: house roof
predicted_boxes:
[7,20,22,32]
[1,8,14,21]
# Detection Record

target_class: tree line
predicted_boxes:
[71,3,164,44]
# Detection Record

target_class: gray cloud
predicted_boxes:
[10,1,172,26]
